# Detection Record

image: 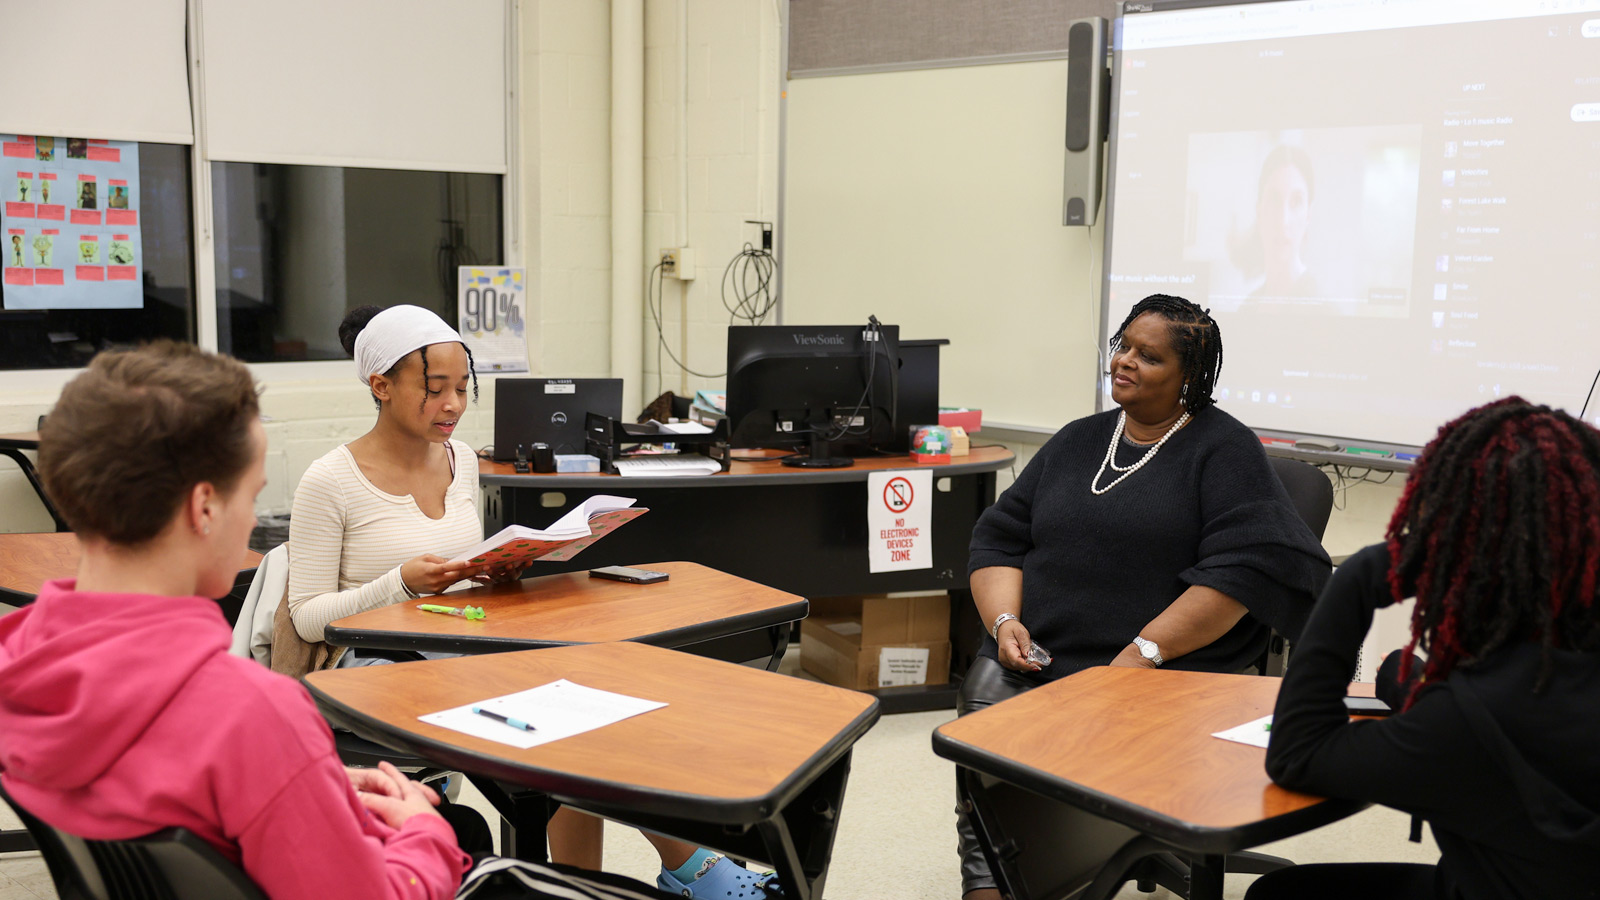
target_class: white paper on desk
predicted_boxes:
[643,419,714,435]
[612,456,723,477]
[1211,714,1274,749]
[419,679,667,750]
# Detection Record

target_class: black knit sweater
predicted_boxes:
[968,406,1330,680]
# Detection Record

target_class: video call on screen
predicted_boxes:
[1102,0,1600,447]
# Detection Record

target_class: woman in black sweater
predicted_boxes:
[957,294,1331,900]
[1251,397,1600,900]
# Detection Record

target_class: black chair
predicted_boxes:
[1257,457,1336,677]
[0,782,267,900]
[1269,456,1335,542]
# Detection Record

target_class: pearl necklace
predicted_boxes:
[1090,410,1189,495]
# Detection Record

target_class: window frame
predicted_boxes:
[4,0,522,385]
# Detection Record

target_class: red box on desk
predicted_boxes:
[939,408,982,432]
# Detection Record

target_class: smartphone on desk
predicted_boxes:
[589,565,669,584]
[1343,696,1394,717]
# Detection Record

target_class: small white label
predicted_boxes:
[877,647,930,687]
[826,621,863,636]
[545,383,576,394]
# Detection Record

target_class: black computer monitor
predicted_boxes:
[726,321,905,468]
[493,377,623,461]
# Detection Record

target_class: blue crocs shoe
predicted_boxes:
[656,856,782,899]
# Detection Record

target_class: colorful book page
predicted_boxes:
[466,508,648,566]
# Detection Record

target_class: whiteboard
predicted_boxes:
[784,61,1101,432]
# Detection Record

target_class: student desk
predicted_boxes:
[479,446,1014,711]
[322,561,808,668]
[305,641,879,900]
[0,531,262,608]
[0,431,65,532]
[932,667,1370,900]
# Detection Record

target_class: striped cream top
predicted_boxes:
[286,439,483,642]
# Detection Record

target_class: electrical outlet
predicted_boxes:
[659,247,696,280]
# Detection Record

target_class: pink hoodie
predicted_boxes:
[0,580,470,900]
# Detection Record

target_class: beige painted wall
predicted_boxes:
[785,61,1102,431]
[641,0,782,400]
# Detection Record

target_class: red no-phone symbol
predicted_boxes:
[883,476,914,513]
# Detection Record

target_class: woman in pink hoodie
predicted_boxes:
[0,342,673,900]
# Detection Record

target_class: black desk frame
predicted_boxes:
[0,435,67,532]
[324,607,804,672]
[939,742,1367,900]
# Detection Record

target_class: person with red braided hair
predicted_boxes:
[1251,397,1600,900]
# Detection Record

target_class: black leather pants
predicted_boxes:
[954,656,1039,896]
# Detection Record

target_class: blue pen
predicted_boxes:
[471,706,536,732]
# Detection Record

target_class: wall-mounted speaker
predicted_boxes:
[1062,17,1109,227]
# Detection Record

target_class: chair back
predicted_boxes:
[228,544,287,664]
[0,783,266,900]
[1268,457,1334,540]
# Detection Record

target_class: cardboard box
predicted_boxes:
[801,616,952,691]
[949,425,970,457]
[806,592,950,643]
[800,592,952,690]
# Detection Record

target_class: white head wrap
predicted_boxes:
[353,305,464,385]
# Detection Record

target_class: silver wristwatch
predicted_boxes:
[990,612,1019,639]
[1131,635,1165,666]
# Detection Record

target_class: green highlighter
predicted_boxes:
[418,603,486,620]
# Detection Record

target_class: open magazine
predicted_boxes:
[450,495,646,567]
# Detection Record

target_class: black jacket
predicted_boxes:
[1267,543,1600,900]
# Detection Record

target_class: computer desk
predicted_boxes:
[0,432,65,532]
[479,446,1014,712]
[932,667,1371,900]
[305,641,879,900]
[322,561,808,668]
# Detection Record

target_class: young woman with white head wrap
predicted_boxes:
[288,306,763,896]
[284,304,507,649]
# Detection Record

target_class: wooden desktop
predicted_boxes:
[307,641,879,900]
[933,667,1371,900]
[0,531,262,607]
[324,560,808,667]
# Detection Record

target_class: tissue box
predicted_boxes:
[554,453,600,473]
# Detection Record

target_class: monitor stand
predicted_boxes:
[782,431,854,468]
